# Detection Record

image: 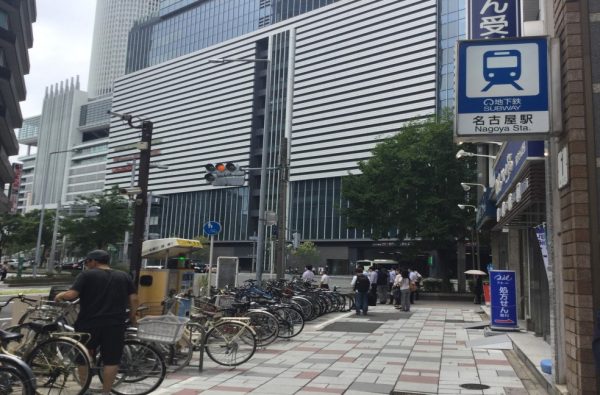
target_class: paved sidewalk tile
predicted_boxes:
[153,301,532,395]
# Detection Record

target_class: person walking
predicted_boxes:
[54,250,138,395]
[473,276,483,304]
[320,269,330,289]
[367,266,378,306]
[351,268,370,315]
[392,270,403,307]
[376,266,389,304]
[408,268,419,304]
[302,265,315,283]
[388,267,397,304]
[398,269,412,312]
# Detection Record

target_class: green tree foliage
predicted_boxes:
[60,187,131,254]
[342,116,475,245]
[0,210,55,261]
[292,241,320,267]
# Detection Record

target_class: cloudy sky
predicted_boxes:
[20,0,97,118]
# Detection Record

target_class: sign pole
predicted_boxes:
[206,235,214,297]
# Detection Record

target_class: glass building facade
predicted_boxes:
[437,0,466,111]
[126,0,337,73]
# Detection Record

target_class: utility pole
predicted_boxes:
[275,138,288,279]
[110,111,153,288]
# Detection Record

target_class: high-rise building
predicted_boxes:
[107,0,438,269]
[0,0,35,212]
[87,0,159,98]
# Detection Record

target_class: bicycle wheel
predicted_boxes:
[108,339,165,395]
[273,306,304,338]
[204,321,256,366]
[25,337,91,395]
[245,310,279,347]
[0,354,36,395]
[153,336,193,373]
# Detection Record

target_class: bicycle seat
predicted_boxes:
[23,321,59,333]
[0,328,23,342]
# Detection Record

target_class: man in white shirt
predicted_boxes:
[302,265,315,282]
[408,268,420,304]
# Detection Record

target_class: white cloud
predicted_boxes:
[20,0,96,119]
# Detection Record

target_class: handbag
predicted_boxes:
[409,281,417,292]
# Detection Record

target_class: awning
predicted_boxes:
[141,238,203,260]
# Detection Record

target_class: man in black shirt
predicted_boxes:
[55,249,138,395]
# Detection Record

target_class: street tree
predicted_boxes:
[2,210,56,263]
[342,116,476,250]
[292,241,320,268]
[60,187,131,254]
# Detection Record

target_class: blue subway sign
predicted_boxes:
[489,270,519,330]
[468,0,521,39]
[455,36,550,141]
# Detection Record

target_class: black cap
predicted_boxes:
[86,249,110,264]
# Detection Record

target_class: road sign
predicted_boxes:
[203,221,221,236]
[455,36,550,141]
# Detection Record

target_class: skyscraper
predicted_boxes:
[87,0,159,98]
[0,0,35,213]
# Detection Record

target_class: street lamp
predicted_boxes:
[455,149,497,160]
[460,182,487,192]
[208,56,273,282]
[33,148,80,277]
[457,204,478,211]
[458,204,480,270]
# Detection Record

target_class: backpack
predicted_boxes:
[355,273,370,292]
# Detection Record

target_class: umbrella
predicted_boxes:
[464,269,487,276]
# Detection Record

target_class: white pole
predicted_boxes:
[206,235,214,297]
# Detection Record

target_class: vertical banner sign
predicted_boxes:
[489,270,519,330]
[534,223,549,273]
[468,0,521,39]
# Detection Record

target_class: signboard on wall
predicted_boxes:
[455,36,550,141]
[468,0,522,39]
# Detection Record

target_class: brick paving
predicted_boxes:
[153,301,534,395]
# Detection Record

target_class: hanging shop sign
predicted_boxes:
[468,0,522,39]
[489,269,519,330]
[455,36,550,141]
[493,140,544,202]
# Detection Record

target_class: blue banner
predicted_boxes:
[469,0,521,39]
[489,270,518,329]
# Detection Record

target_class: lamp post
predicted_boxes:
[460,182,487,192]
[33,148,78,277]
[109,111,153,288]
[208,56,273,282]
[455,149,496,160]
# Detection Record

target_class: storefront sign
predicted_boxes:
[490,269,519,330]
[455,36,550,141]
[493,141,543,201]
[468,0,521,39]
[535,224,549,273]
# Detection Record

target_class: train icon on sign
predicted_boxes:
[482,50,524,92]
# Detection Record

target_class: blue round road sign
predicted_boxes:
[203,221,221,236]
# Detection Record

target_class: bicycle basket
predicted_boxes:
[137,315,190,343]
[215,295,235,308]
[23,302,65,323]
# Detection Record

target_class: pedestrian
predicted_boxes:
[376,266,389,304]
[408,268,419,304]
[351,267,370,315]
[473,276,483,304]
[388,267,397,304]
[0,263,7,281]
[398,269,411,312]
[392,270,403,307]
[320,269,330,289]
[302,265,315,282]
[367,266,378,305]
[54,249,138,395]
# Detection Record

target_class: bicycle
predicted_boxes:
[0,350,36,395]
[0,295,91,395]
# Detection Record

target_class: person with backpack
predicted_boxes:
[351,267,371,315]
[377,266,389,304]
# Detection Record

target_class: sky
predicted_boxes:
[20,0,96,119]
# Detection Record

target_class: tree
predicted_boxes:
[2,210,56,263]
[292,241,320,267]
[342,115,476,247]
[60,187,131,254]
[0,213,20,259]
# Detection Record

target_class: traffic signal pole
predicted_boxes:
[275,138,288,279]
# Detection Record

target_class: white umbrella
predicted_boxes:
[465,269,487,276]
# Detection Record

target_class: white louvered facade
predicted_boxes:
[106,0,437,195]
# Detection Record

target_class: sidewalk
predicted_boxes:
[153,300,537,395]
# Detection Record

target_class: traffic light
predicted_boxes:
[204,162,245,186]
